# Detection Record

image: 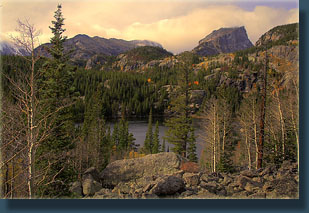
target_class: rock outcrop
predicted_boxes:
[70,152,298,199]
[100,152,182,187]
[192,26,253,56]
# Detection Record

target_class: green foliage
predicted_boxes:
[152,121,160,154]
[124,46,173,63]
[260,22,299,48]
[164,64,196,158]
[35,4,77,197]
[111,118,136,159]
[187,128,197,162]
[142,109,153,154]
[48,4,68,62]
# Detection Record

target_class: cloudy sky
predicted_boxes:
[0,0,299,54]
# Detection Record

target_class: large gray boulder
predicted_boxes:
[149,175,185,196]
[83,167,100,182]
[100,152,182,187]
[82,179,102,196]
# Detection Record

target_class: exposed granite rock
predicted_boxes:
[149,175,185,196]
[78,156,298,199]
[82,179,102,196]
[100,152,182,187]
[192,26,253,56]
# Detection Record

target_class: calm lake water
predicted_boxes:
[107,118,205,159]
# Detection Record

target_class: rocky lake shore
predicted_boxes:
[69,152,299,199]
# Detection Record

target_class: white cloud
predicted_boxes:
[1,1,298,53]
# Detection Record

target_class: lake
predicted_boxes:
[107,118,205,159]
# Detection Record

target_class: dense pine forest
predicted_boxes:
[0,5,298,198]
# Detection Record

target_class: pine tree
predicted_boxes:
[112,118,136,159]
[164,58,193,158]
[152,121,160,154]
[187,128,198,162]
[143,109,153,154]
[36,4,76,197]
[48,4,67,62]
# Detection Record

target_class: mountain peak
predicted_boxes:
[0,40,28,56]
[193,26,253,56]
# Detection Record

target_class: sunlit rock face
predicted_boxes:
[192,26,253,56]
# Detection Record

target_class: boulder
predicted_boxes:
[240,170,258,178]
[112,182,133,195]
[100,152,181,187]
[69,181,82,197]
[83,167,100,182]
[149,175,185,196]
[268,178,298,198]
[183,173,200,186]
[82,179,102,196]
[200,181,218,194]
[235,175,252,188]
[93,188,121,199]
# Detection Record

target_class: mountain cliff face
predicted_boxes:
[35,34,163,63]
[192,26,253,56]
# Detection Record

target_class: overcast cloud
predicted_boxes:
[1,0,299,54]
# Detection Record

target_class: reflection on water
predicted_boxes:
[107,118,204,159]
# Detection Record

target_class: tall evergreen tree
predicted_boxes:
[187,128,197,162]
[142,109,153,154]
[164,54,195,158]
[112,118,136,159]
[36,4,77,197]
[152,121,160,154]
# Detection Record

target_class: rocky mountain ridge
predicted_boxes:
[34,34,163,63]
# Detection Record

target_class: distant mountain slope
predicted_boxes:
[34,34,163,63]
[0,41,28,56]
[255,23,299,47]
[110,46,173,72]
[192,26,253,56]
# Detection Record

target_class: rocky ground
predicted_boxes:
[69,152,299,199]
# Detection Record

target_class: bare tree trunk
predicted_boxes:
[213,104,217,173]
[276,94,286,159]
[252,99,259,169]
[257,50,268,169]
[245,127,252,170]
[290,101,299,163]
[222,114,226,154]
[11,160,15,198]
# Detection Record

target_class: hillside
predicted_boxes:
[255,23,299,47]
[34,34,163,65]
[111,46,173,72]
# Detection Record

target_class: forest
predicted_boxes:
[0,5,298,198]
